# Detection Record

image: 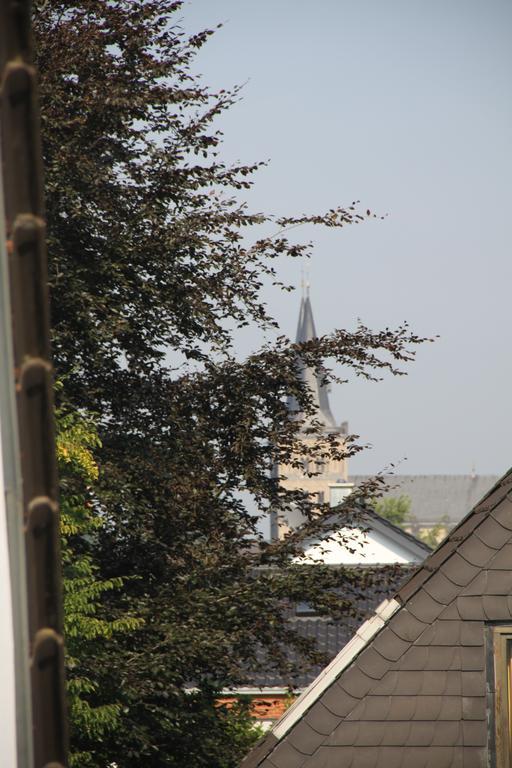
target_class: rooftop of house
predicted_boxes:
[352,473,500,524]
[242,467,512,768]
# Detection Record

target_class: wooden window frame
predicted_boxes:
[493,626,512,767]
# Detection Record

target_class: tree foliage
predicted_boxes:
[374,495,412,528]
[56,406,142,766]
[34,2,427,765]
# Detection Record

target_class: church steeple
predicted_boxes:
[287,293,337,430]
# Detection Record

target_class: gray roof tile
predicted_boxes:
[437,601,461,620]
[460,621,484,646]
[354,647,389,680]
[406,589,444,623]
[328,720,361,746]
[457,536,497,567]
[346,722,384,747]
[473,515,510,548]
[461,697,486,720]
[304,703,344,736]
[461,671,486,697]
[269,739,307,768]
[372,629,410,662]
[430,721,462,746]
[489,496,512,529]
[244,468,512,768]
[422,572,461,604]
[403,721,434,746]
[461,747,487,767]
[482,569,512,594]
[288,722,326,756]
[351,475,499,524]
[339,667,374,699]
[486,542,512,569]
[389,610,427,642]
[320,682,360,717]
[481,594,512,620]
[440,552,480,586]
[461,721,487,746]
[455,596,484,620]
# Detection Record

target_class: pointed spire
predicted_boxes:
[288,292,337,430]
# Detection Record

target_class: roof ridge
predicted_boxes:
[242,468,512,768]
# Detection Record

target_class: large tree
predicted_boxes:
[34,2,426,765]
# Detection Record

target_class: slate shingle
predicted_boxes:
[288,721,326,756]
[388,610,427,642]
[304,703,344,736]
[406,589,444,623]
[474,515,510,549]
[242,470,512,768]
[439,552,480,586]
[422,572,461,604]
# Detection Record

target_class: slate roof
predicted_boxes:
[286,294,338,430]
[249,573,410,689]
[352,474,499,524]
[241,468,512,768]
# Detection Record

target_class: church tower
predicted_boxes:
[271,291,352,540]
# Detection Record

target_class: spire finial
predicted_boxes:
[300,267,310,297]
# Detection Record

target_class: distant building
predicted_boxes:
[242,471,512,768]
[271,290,350,540]
[352,474,500,542]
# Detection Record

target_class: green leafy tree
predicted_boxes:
[34,2,427,764]
[374,495,412,528]
[57,407,142,766]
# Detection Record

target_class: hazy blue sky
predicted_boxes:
[181,0,512,476]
